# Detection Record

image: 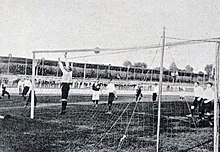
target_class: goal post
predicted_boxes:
[214,42,220,152]
[156,27,165,152]
[30,52,36,119]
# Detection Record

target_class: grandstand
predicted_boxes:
[0,56,210,88]
[0,55,202,100]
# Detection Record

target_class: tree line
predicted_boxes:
[123,60,214,76]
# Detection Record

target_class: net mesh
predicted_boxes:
[0,40,218,151]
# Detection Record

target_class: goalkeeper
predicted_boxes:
[58,53,73,115]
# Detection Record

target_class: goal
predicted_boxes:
[30,30,219,151]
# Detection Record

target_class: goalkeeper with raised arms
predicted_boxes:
[58,53,73,115]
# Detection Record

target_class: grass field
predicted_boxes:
[0,95,214,152]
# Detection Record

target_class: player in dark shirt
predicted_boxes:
[2,83,10,100]
[135,83,143,101]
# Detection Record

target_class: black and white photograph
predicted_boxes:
[0,0,219,151]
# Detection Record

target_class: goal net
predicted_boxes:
[28,47,163,151]
[28,36,219,151]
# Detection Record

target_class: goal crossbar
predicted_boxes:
[32,37,220,54]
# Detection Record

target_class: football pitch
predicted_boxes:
[0,95,213,152]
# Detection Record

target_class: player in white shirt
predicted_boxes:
[22,77,32,100]
[106,79,117,114]
[186,82,204,117]
[92,79,101,107]
[58,53,73,115]
[152,83,159,102]
[201,82,214,116]
[179,85,186,100]
[24,80,37,108]
[17,78,24,95]
[196,82,214,126]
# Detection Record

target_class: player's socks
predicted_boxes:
[108,104,111,111]
[107,105,112,114]
[191,109,194,116]
[186,114,192,117]
[187,109,194,117]
[106,111,112,114]
[209,121,213,126]
[25,101,29,107]
[92,100,96,107]
[59,100,67,115]
[107,104,112,114]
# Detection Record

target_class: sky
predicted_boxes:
[0,0,220,72]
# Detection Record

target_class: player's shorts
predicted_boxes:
[192,97,202,108]
[152,93,157,101]
[27,91,37,106]
[2,90,9,96]
[136,92,143,98]
[108,93,115,105]
[22,86,30,96]
[202,99,214,113]
[92,91,100,100]
[61,83,70,99]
